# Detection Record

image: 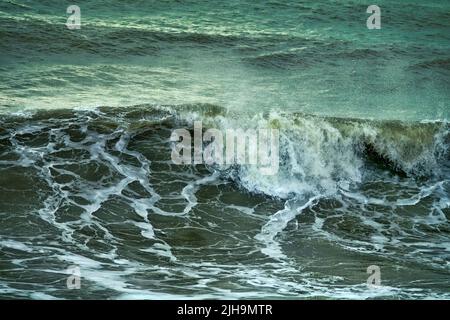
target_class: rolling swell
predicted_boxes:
[1,104,448,199]
[160,104,449,198]
[0,104,449,298]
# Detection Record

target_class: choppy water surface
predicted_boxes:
[0,105,448,299]
[0,0,449,299]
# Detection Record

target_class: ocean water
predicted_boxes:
[0,0,449,299]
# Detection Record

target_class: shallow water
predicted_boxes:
[0,0,449,299]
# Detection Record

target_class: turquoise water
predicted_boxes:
[0,1,449,299]
[2,0,449,119]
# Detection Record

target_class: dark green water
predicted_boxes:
[0,1,449,299]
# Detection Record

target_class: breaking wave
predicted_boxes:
[0,103,449,299]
